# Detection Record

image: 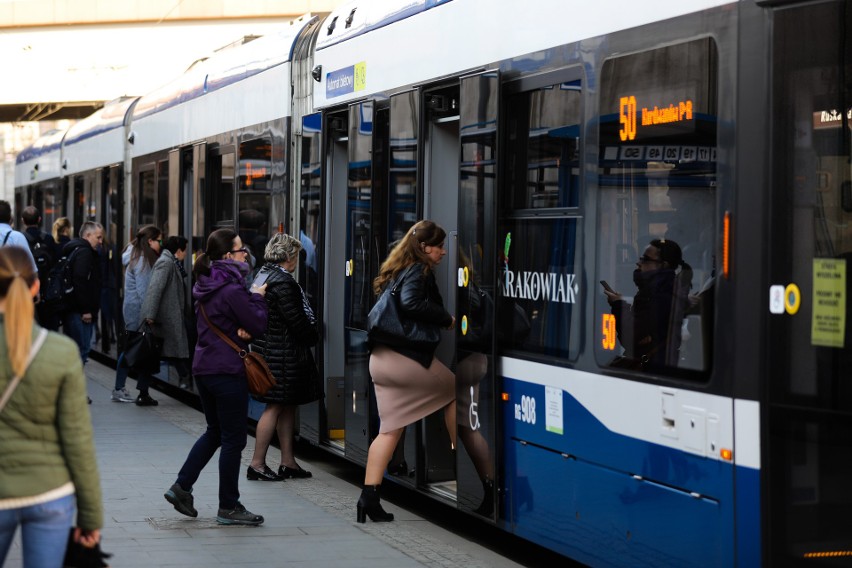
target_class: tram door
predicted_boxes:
[453,72,499,517]
[421,85,461,495]
[323,110,354,456]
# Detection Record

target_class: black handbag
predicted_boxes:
[123,322,163,375]
[367,265,440,347]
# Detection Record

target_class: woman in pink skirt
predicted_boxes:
[358,220,456,523]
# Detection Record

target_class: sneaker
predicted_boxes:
[164,483,197,517]
[135,393,158,406]
[216,503,264,526]
[111,388,135,403]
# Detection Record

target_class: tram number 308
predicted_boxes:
[514,395,537,425]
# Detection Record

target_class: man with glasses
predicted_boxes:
[603,238,693,370]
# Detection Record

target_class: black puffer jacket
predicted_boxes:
[251,263,321,405]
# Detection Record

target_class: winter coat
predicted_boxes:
[63,238,102,316]
[140,250,189,359]
[251,264,321,405]
[192,259,267,378]
[371,262,452,368]
[0,321,103,530]
[122,247,154,331]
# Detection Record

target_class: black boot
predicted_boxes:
[356,485,394,523]
[474,478,494,516]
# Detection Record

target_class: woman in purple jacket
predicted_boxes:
[164,228,268,526]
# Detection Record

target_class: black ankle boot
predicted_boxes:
[474,478,494,516]
[356,485,394,523]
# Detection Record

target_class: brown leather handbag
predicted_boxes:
[199,304,275,396]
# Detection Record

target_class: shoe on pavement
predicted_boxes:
[135,393,158,406]
[216,503,264,526]
[164,483,197,517]
[111,388,135,403]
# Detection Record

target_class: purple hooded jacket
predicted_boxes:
[192,260,268,378]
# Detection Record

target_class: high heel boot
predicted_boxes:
[474,478,494,517]
[356,485,394,523]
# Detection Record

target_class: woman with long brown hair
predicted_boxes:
[359,219,456,523]
[0,247,104,566]
[112,224,162,405]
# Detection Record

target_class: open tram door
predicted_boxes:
[318,101,388,464]
[406,71,499,517]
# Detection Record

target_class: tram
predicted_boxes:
[14,1,851,565]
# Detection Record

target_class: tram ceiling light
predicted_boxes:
[311,65,322,82]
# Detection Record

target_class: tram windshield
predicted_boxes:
[595,38,718,377]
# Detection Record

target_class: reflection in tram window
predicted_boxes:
[596,38,718,376]
[505,81,581,210]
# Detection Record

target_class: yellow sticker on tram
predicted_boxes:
[784,283,801,315]
[812,259,846,347]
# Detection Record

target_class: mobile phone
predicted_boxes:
[252,271,270,288]
[600,280,615,293]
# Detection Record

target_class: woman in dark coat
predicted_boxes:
[248,233,321,481]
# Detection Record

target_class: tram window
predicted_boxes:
[300,113,322,309]
[239,138,272,191]
[505,80,581,210]
[595,38,718,377]
[496,218,581,360]
[157,160,169,235]
[237,138,273,265]
[208,151,235,230]
[138,167,155,228]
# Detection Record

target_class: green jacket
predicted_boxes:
[0,320,103,529]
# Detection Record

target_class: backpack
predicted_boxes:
[23,230,55,285]
[42,246,83,314]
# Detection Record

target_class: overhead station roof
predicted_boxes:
[0,20,308,122]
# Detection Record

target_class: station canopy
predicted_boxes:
[0,19,298,122]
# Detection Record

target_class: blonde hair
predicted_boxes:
[373,219,446,295]
[52,217,71,243]
[0,247,37,377]
[264,233,302,264]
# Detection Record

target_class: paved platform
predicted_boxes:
[5,359,525,568]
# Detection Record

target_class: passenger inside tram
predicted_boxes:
[603,238,693,371]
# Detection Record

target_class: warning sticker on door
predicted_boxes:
[811,258,846,348]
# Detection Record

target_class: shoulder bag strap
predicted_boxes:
[1,231,11,246]
[199,303,245,356]
[391,264,418,294]
[0,328,50,413]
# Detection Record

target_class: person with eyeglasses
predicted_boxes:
[603,238,693,370]
[164,228,268,526]
[111,225,162,405]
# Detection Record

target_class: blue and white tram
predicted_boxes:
[14,127,67,233]
[13,1,851,565]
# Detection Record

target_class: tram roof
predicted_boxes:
[15,128,66,165]
[132,16,315,122]
[63,97,139,148]
[315,0,450,51]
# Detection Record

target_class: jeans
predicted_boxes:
[114,352,152,393]
[64,313,94,364]
[176,374,248,509]
[0,494,76,568]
